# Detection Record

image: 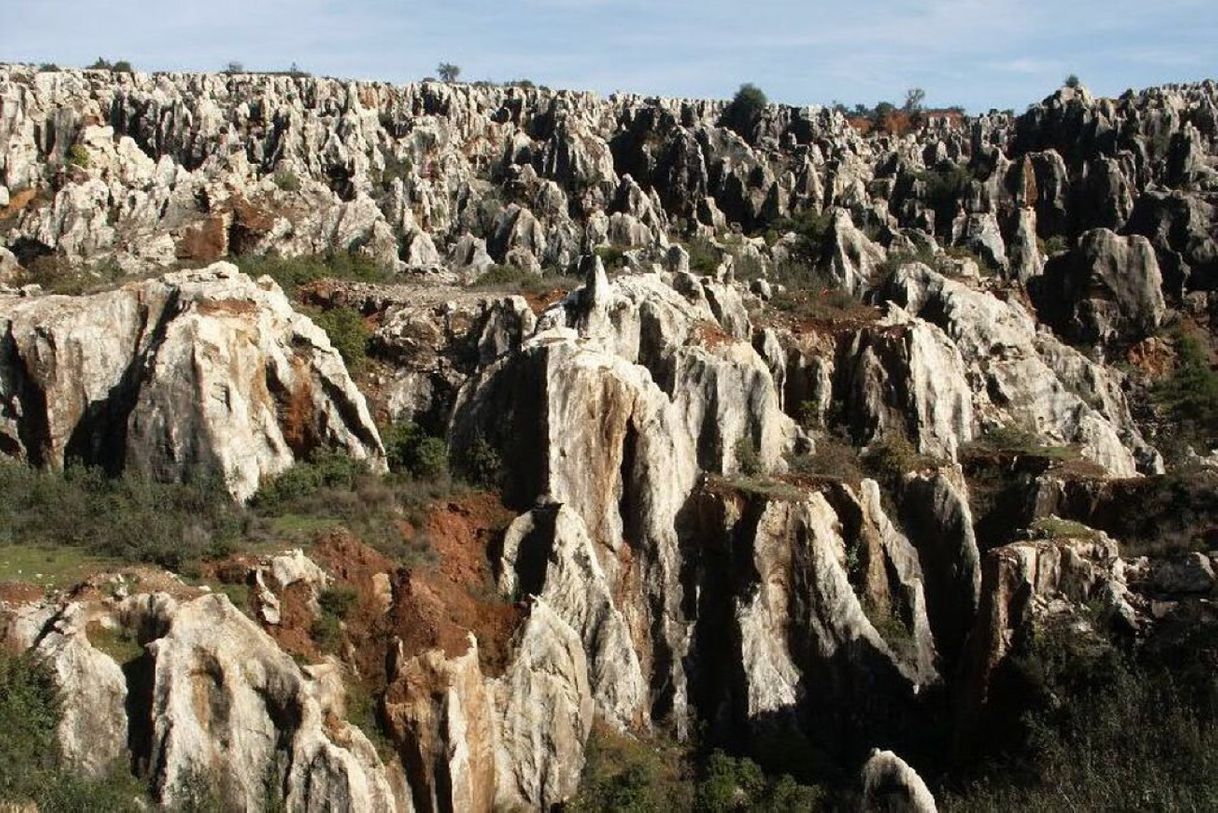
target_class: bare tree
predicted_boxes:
[437,62,461,83]
[903,87,926,113]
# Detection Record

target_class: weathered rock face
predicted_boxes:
[883,262,1159,476]
[0,263,384,500]
[680,478,939,762]
[1034,228,1166,346]
[6,64,1218,810]
[956,528,1135,747]
[3,589,402,811]
[860,749,938,813]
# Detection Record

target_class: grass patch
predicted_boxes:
[306,306,370,367]
[16,256,126,295]
[470,264,581,295]
[568,722,825,812]
[943,617,1218,811]
[0,544,119,590]
[272,169,301,192]
[1028,516,1100,542]
[85,621,144,665]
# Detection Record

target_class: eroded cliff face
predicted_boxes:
[0,262,385,501]
[3,65,1218,811]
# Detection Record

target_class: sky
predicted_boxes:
[2,0,1216,113]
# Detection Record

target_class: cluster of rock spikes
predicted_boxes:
[0,62,1217,810]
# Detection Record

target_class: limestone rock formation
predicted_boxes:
[860,749,938,813]
[0,263,384,500]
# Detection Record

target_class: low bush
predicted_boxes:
[963,423,1078,462]
[722,83,769,140]
[470,264,579,295]
[455,433,504,488]
[66,144,90,168]
[788,434,866,483]
[945,618,1218,811]
[236,251,393,298]
[309,306,370,367]
[0,460,242,570]
[1154,326,1218,457]
[272,169,301,192]
[18,256,126,295]
[383,422,449,480]
[735,435,763,476]
[0,649,148,810]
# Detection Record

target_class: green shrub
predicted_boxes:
[383,422,450,480]
[594,245,628,268]
[272,169,301,192]
[567,725,694,812]
[735,435,763,476]
[0,460,242,570]
[1038,235,1069,256]
[248,453,463,566]
[474,266,530,289]
[1154,327,1218,456]
[722,83,769,140]
[0,649,146,810]
[312,586,358,653]
[788,434,865,483]
[697,750,823,812]
[18,256,126,296]
[318,585,358,619]
[964,423,1077,461]
[456,433,504,488]
[945,619,1218,811]
[66,144,89,168]
[310,306,370,367]
[252,453,369,512]
[685,237,723,274]
[237,251,393,299]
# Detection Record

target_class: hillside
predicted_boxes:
[2,63,1218,811]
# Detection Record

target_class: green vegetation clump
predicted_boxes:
[1154,327,1218,456]
[735,435,763,476]
[18,256,126,295]
[86,58,133,73]
[1038,235,1069,256]
[964,423,1077,461]
[944,618,1218,811]
[309,306,370,367]
[312,585,358,653]
[470,264,580,295]
[0,460,242,571]
[918,164,972,229]
[1028,516,1099,542]
[236,251,393,298]
[568,724,824,813]
[722,83,769,140]
[250,452,455,565]
[787,434,865,483]
[383,422,449,479]
[66,144,90,168]
[455,433,504,489]
[0,649,147,810]
[272,169,301,192]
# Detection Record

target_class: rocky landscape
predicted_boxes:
[1,62,1218,811]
